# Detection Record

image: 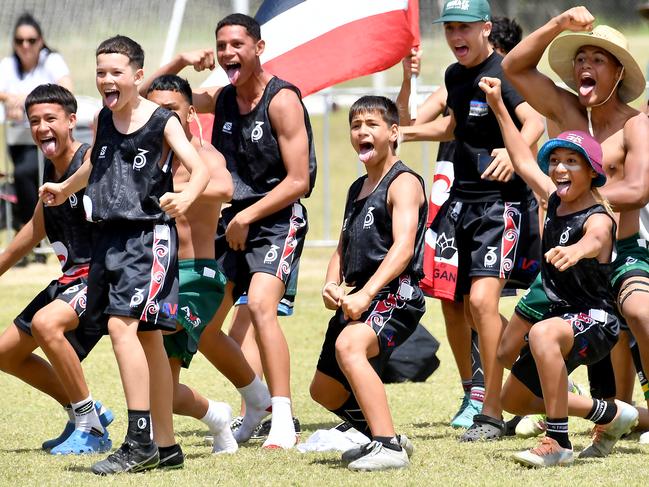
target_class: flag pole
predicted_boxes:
[407,0,420,120]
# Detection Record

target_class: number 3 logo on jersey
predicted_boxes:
[133,148,149,170]
[251,121,264,142]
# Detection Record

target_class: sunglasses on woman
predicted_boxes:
[14,37,39,46]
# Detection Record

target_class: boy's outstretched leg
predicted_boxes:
[31,300,111,455]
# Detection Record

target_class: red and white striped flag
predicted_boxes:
[195,0,419,137]
[256,0,420,96]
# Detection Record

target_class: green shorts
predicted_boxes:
[514,273,550,324]
[610,233,649,295]
[164,259,226,368]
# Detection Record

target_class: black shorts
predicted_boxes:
[14,277,102,360]
[215,202,307,300]
[85,221,179,333]
[511,309,619,398]
[316,275,425,391]
[431,197,540,300]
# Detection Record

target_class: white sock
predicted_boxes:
[234,377,271,443]
[71,395,103,436]
[201,400,238,454]
[263,396,296,449]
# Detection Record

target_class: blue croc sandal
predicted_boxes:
[42,421,75,451]
[50,428,112,455]
[42,401,114,451]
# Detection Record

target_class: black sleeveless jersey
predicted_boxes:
[85,106,176,222]
[542,193,616,313]
[341,161,427,287]
[212,76,317,205]
[43,143,93,278]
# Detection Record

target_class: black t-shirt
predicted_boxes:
[341,161,427,287]
[86,106,176,223]
[213,76,317,206]
[542,193,616,315]
[446,51,530,202]
[43,143,93,277]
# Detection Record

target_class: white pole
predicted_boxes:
[233,0,250,14]
[160,0,188,66]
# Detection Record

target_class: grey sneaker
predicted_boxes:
[579,400,639,458]
[342,434,413,464]
[347,441,409,471]
[91,439,159,475]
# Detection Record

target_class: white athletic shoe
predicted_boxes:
[515,414,546,438]
[347,441,409,471]
[342,434,413,464]
[639,431,649,444]
[513,437,574,468]
[579,400,639,458]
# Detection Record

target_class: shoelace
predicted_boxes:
[530,437,560,456]
[590,423,607,443]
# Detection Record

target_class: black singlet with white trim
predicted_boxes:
[85,106,176,223]
[341,161,427,287]
[542,192,616,313]
[43,143,93,274]
[212,76,317,205]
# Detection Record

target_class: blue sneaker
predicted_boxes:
[450,393,470,427]
[42,401,114,451]
[50,428,112,455]
[451,399,483,429]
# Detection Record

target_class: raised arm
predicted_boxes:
[139,50,221,114]
[341,172,425,320]
[598,114,649,211]
[480,77,554,200]
[400,111,455,143]
[502,6,594,122]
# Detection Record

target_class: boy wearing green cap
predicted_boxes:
[401,0,544,441]
[502,6,649,444]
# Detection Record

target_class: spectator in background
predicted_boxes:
[0,12,72,241]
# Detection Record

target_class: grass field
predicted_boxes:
[0,252,647,487]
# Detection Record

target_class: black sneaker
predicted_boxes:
[91,439,159,475]
[158,444,184,470]
[250,416,301,440]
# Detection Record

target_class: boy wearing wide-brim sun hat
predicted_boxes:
[501,5,649,452]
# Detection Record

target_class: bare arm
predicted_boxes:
[598,114,649,211]
[502,6,594,122]
[396,48,423,125]
[400,111,455,142]
[322,235,345,310]
[139,50,220,114]
[545,213,613,271]
[341,173,425,320]
[39,155,92,205]
[0,203,46,276]
[480,77,554,200]
[174,144,233,203]
[160,117,209,216]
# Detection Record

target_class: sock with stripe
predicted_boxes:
[585,399,618,425]
[71,395,104,436]
[545,417,571,449]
